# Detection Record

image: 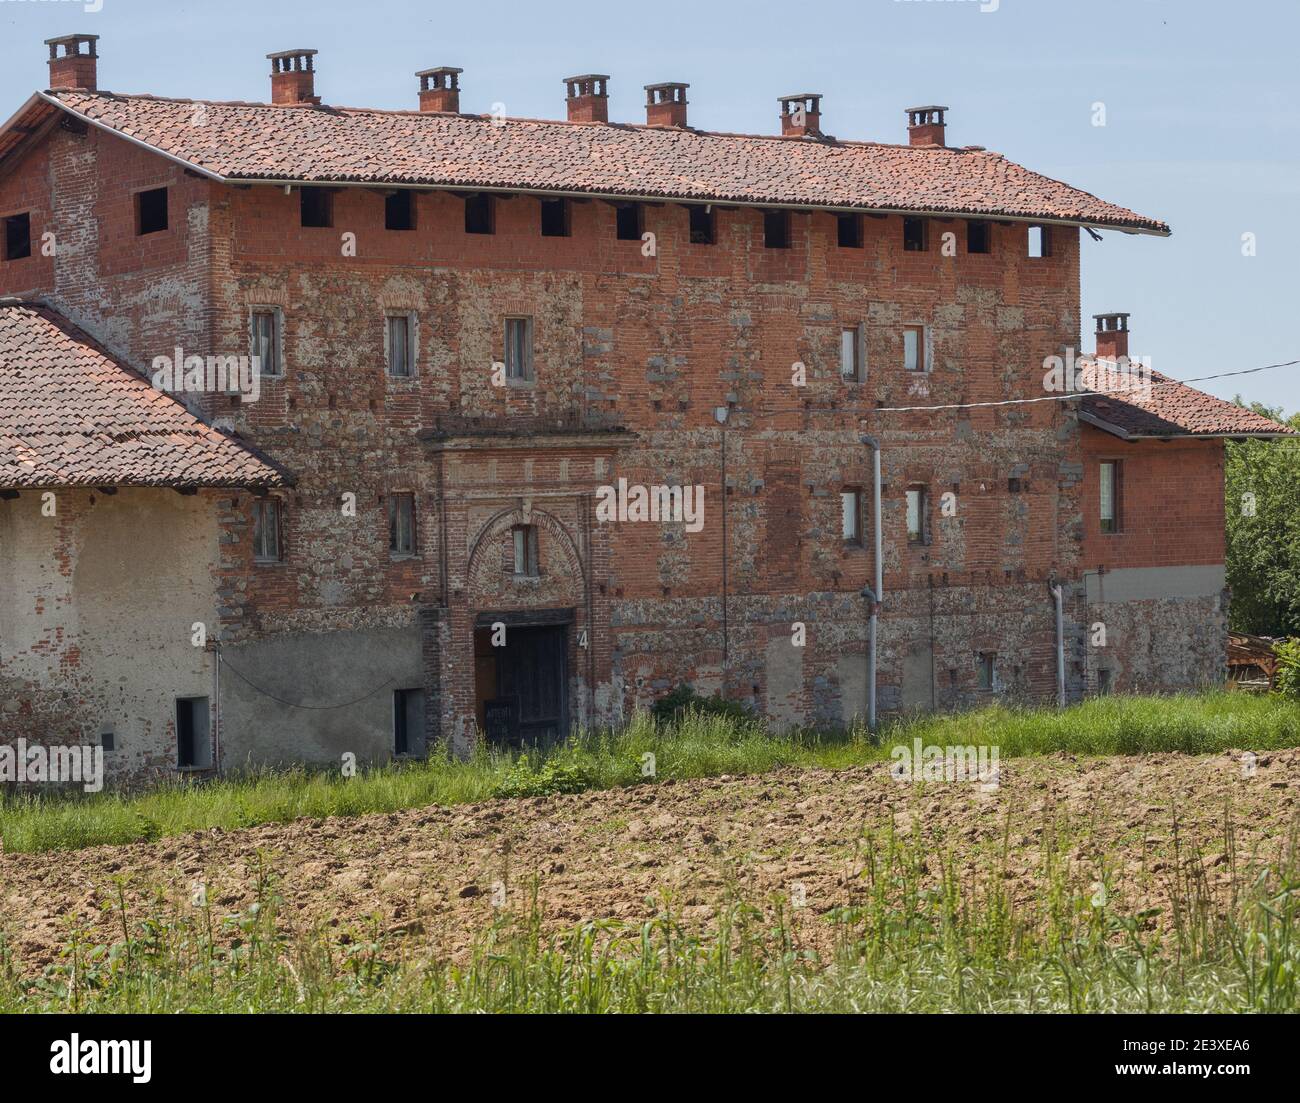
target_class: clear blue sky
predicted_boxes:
[3,0,1296,415]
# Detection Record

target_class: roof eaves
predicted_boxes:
[34,90,228,183]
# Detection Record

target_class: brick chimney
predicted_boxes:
[417,67,462,113]
[564,74,609,123]
[906,106,948,146]
[267,49,320,105]
[778,94,822,137]
[45,34,99,92]
[1094,313,1130,360]
[644,82,688,127]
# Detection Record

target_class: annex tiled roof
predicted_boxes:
[0,302,286,489]
[37,90,1169,234]
[1080,363,1292,439]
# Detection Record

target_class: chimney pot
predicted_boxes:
[417,66,463,113]
[45,34,99,92]
[267,49,320,105]
[906,105,948,146]
[564,74,610,123]
[644,82,689,127]
[1094,313,1131,360]
[778,93,822,137]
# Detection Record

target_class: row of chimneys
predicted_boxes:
[43,35,952,146]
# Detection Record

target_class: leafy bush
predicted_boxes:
[492,754,595,799]
[650,684,750,725]
[1272,639,1300,699]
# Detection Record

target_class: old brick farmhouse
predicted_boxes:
[0,34,1289,783]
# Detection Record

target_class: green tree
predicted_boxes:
[1225,400,1300,636]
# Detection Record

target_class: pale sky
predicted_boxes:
[3,0,1296,414]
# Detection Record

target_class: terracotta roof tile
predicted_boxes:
[1079,363,1292,438]
[0,302,286,489]
[45,91,1168,234]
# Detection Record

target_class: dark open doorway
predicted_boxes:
[474,617,569,749]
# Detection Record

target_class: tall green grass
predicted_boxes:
[1,692,1297,856]
[4,811,1297,1013]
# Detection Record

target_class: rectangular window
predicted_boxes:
[906,486,927,545]
[967,220,991,254]
[3,212,32,259]
[300,187,333,228]
[903,325,926,372]
[1097,668,1112,695]
[689,205,715,245]
[763,210,790,249]
[250,309,281,377]
[135,188,168,236]
[1027,225,1051,258]
[540,198,570,237]
[393,688,423,755]
[176,697,211,768]
[1099,460,1122,533]
[841,489,863,544]
[386,314,414,378]
[389,492,416,556]
[840,325,864,382]
[385,190,415,231]
[837,213,863,249]
[513,524,539,577]
[465,193,494,234]
[504,316,533,381]
[903,217,927,252]
[616,203,643,241]
[977,652,996,690]
[253,498,282,562]
[100,728,115,752]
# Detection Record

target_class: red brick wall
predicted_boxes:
[1080,427,1225,569]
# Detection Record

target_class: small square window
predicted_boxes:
[837,214,862,249]
[386,314,414,378]
[841,489,863,544]
[977,652,996,690]
[616,203,643,241]
[100,728,115,752]
[253,498,283,562]
[903,325,926,372]
[903,217,927,252]
[504,316,533,381]
[136,188,168,235]
[3,212,32,260]
[250,309,281,377]
[841,325,865,382]
[1027,225,1051,258]
[300,187,333,228]
[906,485,928,545]
[512,524,539,577]
[540,198,570,237]
[689,206,715,245]
[465,194,494,234]
[967,220,990,254]
[389,492,416,556]
[385,191,415,231]
[763,210,790,249]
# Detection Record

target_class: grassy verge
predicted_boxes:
[4,812,1297,1013]
[2,691,1297,856]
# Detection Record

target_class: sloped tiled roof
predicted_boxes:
[36,90,1169,234]
[0,301,286,489]
[1079,363,1292,439]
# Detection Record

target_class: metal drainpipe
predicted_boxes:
[1049,579,1065,708]
[213,641,222,774]
[860,435,882,733]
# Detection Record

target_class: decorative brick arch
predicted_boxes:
[464,504,586,607]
